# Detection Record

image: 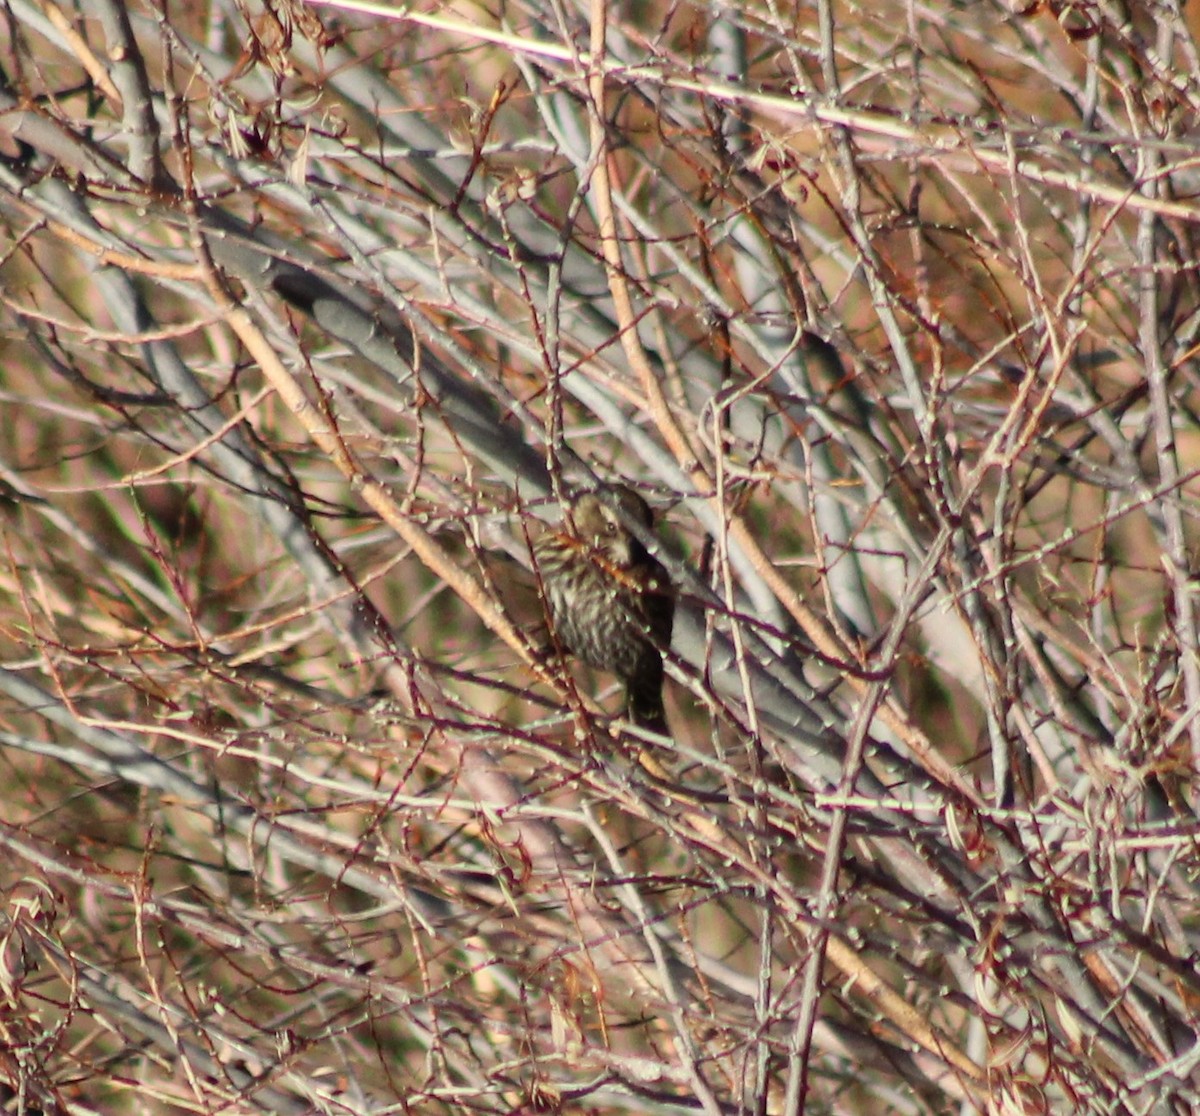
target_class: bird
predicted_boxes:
[533,485,675,735]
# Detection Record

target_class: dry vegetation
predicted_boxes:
[2,0,1200,1112]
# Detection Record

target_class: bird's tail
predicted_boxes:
[625,654,668,737]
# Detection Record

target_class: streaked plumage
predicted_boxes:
[533,486,674,734]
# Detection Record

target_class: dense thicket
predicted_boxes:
[2,1,1200,1112]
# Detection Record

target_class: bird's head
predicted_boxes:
[567,486,654,568]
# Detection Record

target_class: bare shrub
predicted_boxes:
[1,0,1199,1112]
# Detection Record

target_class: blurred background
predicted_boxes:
[1,0,1199,1112]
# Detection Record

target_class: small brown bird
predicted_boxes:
[533,485,675,735]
